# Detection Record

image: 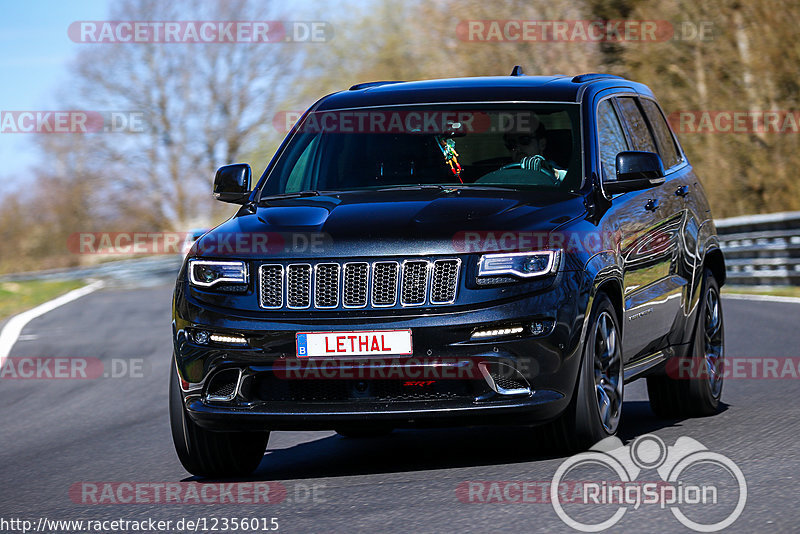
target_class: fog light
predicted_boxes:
[194,330,209,344]
[209,333,247,345]
[530,320,554,336]
[472,326,525,339]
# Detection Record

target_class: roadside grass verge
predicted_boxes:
[0,279,87,320]
[723,285,800,298]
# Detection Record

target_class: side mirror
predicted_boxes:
[213,163,252,204]
[604,151,666,194]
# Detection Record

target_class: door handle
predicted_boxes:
[645,198,659,211]
[676,185,690,197]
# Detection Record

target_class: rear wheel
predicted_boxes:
[647,268,724,417]
[169,359,269,478]
[544,293,624,452]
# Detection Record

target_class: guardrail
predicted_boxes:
[1,213,798,287]
[716,211,800,286]
[0,256,183,285]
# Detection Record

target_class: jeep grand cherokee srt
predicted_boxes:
[170,69,726,477]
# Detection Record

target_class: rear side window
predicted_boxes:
[616,97,658,154]
[640,98,681,168]
[596,100,629,180]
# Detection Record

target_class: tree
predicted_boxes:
[64,0,297,228]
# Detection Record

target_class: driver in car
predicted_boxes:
[503,124,567,183]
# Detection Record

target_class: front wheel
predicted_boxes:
[169,359,269,478]
[543,293,624,452]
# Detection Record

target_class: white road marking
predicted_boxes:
[723,293,800,305]
[0,280,104,366]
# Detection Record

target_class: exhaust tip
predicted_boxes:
[205,368,243,402]
[479,362,532,397]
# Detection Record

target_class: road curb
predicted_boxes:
[0,280,105,366]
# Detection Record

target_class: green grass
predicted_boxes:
[0,279,87,320]
[723,285,800,298]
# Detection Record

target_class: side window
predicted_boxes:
[616,97,658,154]
[640,98,681,168]
[596,99,629,180]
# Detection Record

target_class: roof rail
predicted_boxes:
[348,81,404,91]
[510,65,525,77]
[571,73,624,83]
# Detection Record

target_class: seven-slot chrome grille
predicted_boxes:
[258,259,460,310]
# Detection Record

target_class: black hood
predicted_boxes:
[197,188,586,259]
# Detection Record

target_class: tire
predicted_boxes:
[335,427,394,438]
[169,359,269,478]
[543,292,624,452]
[647,268,724,418]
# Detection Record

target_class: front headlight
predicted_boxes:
[188,259,248,287]
[477,250,560,279]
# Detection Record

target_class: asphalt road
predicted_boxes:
[0,281,798,533]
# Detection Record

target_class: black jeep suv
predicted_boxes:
[171,70,726,477]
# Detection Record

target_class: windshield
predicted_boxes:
[259,104,582,197]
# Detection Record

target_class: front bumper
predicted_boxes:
[172,276,588,431]
[186,390,566,431]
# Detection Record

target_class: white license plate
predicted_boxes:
[296,329,413,357]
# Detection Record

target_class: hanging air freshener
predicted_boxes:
[437,137,463,182]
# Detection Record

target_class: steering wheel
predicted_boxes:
[500,155,560,184]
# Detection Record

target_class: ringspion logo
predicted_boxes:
[551,435,746,532]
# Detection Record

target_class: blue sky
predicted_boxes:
[0,1,111,193]
[0,0,342,196]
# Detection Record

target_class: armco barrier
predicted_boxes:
[715,211,800,285]
[1,213,799,287]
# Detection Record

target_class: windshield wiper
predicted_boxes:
[258,190,321,203]
[453,184,521,191]
[375,184,449,192]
